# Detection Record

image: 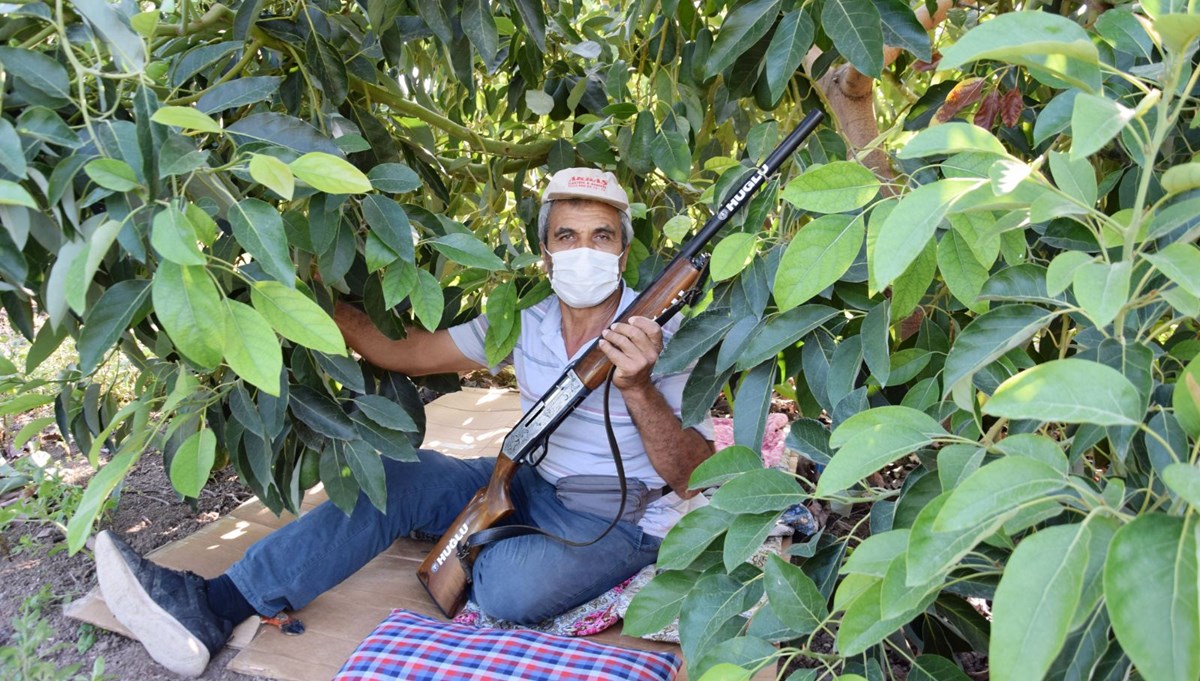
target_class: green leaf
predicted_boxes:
[1072,261,1130,329]
[781,162,879,214]
[84,159,140,192]
[838,579,936,656]
[1070,94,1134,160]
[67,219,123,316]
[877,0,932,61]
[860,300,891,387]
[68,449,141,553]
[822,0,884,78]
[1174,357,1200,438]
[908,655,972,681]
[169,428,217,498]
[710,468,805,513]
[289,385,356,440]
[842,530,910,579]
[907,493,999,585]
[150,106,223,134]
[1153,13,1200,54]
[934,457,1067,533]
[990,523,1091,681]
[937,11,1100,91]
[1163,463,1200,510]
[151,204,204,266]
[764,554,828,634]
[737,305,839,370]
[763,10,815,106]
[152,261,225,369]
[226,113,343,156]
[1048,150,1098,206]
[289,153,372,194]
[653,130,692,182]
[1104,514,1200,681]
[1145,243,1200,298]
[229,198,294,286]
[657,308,737,374]
[512,0,547,51]
[623,570,696,637]
[382,261,418,309]
[696,663,754,681]
[679,574,761,666]
[305,31,348,105]
[367,164,422,193]
[0,120,26,179]
[1046,251,1093,296]
[222,300,283,396]
[943,304,1055,396]
[249,154,294,200]
[984,359,1143,426]
[410,268,444,332]
[898,123,1007,158]
[196,75,282,114]
[691,445,767,488]
[0,47,71,105]
[251,281,347,356]
[354,395,418,432]
[344,438,387,512]
[724,511,781,571]
[0,392,56,417]
[871,178,983,288]
[363,195,415,263]
[484,280,519,367]
[320,443,359,515]
[657,505,733,570]
[351,412,417,462]
[78,280,151,374]
[461,0,500,66]
[831,406,947,448]
[817,425,931,496]
[73,0,147,71]
[710,233,758,282]
[429,233,506,271]
[937,230,989,313]
[705,0,783,79]
[526,90,555,116]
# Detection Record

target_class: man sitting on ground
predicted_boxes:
[94,168,716,677]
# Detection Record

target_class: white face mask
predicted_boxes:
[549,247,622,308]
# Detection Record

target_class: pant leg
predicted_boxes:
[469,466,662,624]
[227,449,495,615]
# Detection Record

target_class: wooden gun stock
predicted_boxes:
[417,454,519,617]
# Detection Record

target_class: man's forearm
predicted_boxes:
[620,383,715,497]
[333,302,481,375]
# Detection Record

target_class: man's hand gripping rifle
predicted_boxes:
[417,110,824,617]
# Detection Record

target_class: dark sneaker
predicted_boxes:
[95,530,233,677]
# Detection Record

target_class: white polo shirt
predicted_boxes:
[447,286,714,536]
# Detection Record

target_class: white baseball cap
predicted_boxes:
[541,167,631,218]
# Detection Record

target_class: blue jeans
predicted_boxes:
[226,449,661,624]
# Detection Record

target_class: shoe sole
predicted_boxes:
[95,531,210,677]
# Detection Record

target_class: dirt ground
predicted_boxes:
[0,425,266,681]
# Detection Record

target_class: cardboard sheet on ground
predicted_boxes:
[66,388,709,680]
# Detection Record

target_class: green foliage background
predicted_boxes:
[2,0,1200,678]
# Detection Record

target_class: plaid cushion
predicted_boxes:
[334,609,681,681]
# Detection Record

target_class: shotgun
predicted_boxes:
[417,110,824,617]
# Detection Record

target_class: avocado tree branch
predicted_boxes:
[804,0,955,185]
[361,82,557,160]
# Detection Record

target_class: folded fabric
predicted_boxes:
[453,570,638,636]
[334,609,681,681]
